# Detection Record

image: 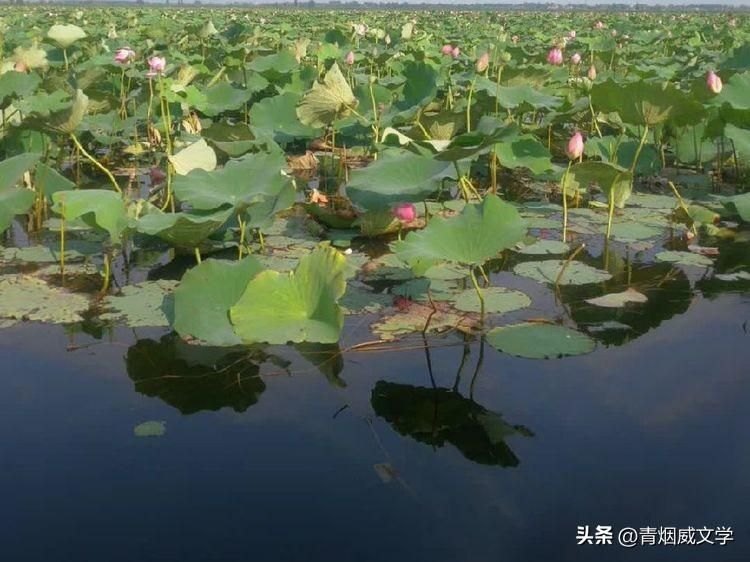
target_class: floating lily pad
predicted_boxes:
[714,271,750,282]
[515,239,570,255]
[453,287,531,314]
[133,421,166,438]
[486,323,596,359]
[340,281,393,315]
[0,274,89,324]
[372,301,476,341]
[513,260,612,285]
[655,251,713,268]
[168,138,217,175]
[100,280,178,327]
[600,221,662,242]
[585,288,648,308]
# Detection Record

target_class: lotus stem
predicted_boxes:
[469,266,485,319]
[194,247,202,265]
[237,214,246,259]
[100,252,111,294]
[555,243,586,287]
[466,76,476,133]
[606,191,616,240]
[69,133,121,193]
[561,160,573,242]
[59,198,66,281]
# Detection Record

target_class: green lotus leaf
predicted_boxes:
[515,239,570,255]
[655,251,713,268]
[585,288,648,308]
[250,92,320,143]
[0,71,40,109]
[133,421,166,438]
[168,138,217,176]
[716,72,750,111]
[136,207,233,248]
[453,287,531,314]
[173,151,294,215]
[230,244,347,344]
[474,79,561,110]
[564,161,633,209]
[47,24,87,48]
[34,162,75,199]
[173,257,265,346]
[486,323,596,359]
[100,280,178,328]
[513,260,612,285]
[51,190,128,242]
[297,62,357,128]
[196,82,255,117]
[393,194,526,267]
[0,153,40,233]
[591,79,690,126]
[346,148,455,211]
[0,274,89,324]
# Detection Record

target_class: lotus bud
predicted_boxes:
[546,47,563,66]
[393,203,417,222]
[476,52,489,73]
[385,34,391,45]
[146,55,166,77]
[441,44,454,56]
[114,47,135,64]
[511,35,519,44]
[587,64,597,80]
[571,52,581,65]
[451,46,460,59]
[706,71,722,94]
[595,21,605,30]
[345,51,355,65]
[566,131,584,160]
[569,30,576,39]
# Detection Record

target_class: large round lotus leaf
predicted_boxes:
[134,421,166,438]
[47,24,87,48]
[51,189,128,241]
[173,151,293,214]
[372,301,474,341]
[454,287,531,314]
[100,280,178,328]
[0,71,41,108]
[168,139,217,176]
[585,288,648,308]
[486,323,596,359]
[230,245,347,344]
[0,153,41,233]
[600,221,662,241]
[563,161,633,209]
[393,194,527,267]
[655,251,713,268]
[716,72,750,111]
[724,189,750,223]
[346,148,454,211]
[515,239,569,255]
[492,135,552,174]
[250,92,320,142]
[513,260,612,285]
[173,257,264,346]
[474,79,561,110]
[0,275,89,324]
[136,208,233,248]
[591,79,696,126]
[340,281,393,315]
[296,62,356,128]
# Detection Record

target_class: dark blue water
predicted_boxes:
[1,292,749,562]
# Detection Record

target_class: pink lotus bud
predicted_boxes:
[441,44,454,56]
[568,30,576,39]
[149,166,167,185]
[345,51,355,65]
[706,70,722,94]
[114,47,135,64]
[393,203,417,222]
[587,64,597,80]
[146,56,166,77]
[571,53,581,65]
[566,131,584,160]
[476,52,489,73]
[546,47,563,66]
[451,46,460,59]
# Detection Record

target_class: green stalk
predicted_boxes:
[469,267,485,319]
[59,199,66,280]
[194,247,202,265]
[561,160,573,242]
[466,76,476,133]
[69,133,121,193]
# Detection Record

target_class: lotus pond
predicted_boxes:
[1,6,749,562]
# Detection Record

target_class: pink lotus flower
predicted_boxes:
[567,131,584,160]
[571,53,581,65]
[587,65,597,80]
[547,47,563,66]
[451,46,460,59]
[706,70,722,94]
[393,203,417,222]
[114,47,135,64]
[441,44,454,56]
[345,51,355,65]
[146,56,166,77]
[476,52,489,73]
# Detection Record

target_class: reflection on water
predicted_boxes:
[372,381,532,467]
[126,335,282,414]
